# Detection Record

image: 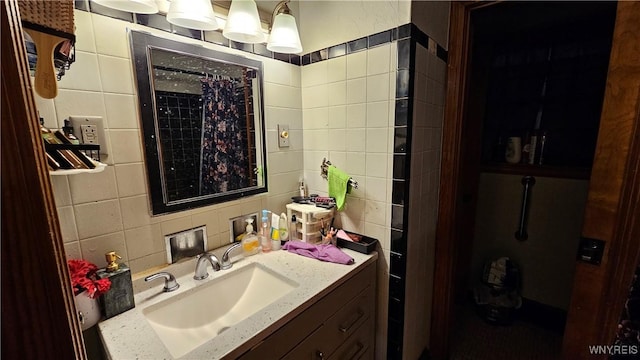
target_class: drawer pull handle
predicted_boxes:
[339,309,365,333]
[316,350,324,359]
[347,342,366,360]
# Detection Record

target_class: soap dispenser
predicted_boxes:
[96,251,135,319]
[241,218,260,257]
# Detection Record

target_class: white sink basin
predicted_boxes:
[142,263,298,358]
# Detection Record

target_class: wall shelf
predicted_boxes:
[481,162,591,180]
[49,161,106,176]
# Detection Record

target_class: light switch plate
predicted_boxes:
[278,124,290,148]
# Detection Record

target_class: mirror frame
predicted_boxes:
[129,30,268,215]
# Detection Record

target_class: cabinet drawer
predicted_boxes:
[282,285,374,360]
[237,263,375,360]
[328,316,375,360]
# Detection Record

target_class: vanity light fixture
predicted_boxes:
[222,0,265,44]
[267,0,302,54]
[166,0,219,31]
[91,0,159,14]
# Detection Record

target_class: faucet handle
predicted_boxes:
[221,242,242,270]
[145,272,180,292]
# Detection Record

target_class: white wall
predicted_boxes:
[299,42,396,359]
[471,173,589,310]
[298,0,411,53]
[39,10,303,274]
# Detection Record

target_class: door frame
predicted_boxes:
[1,0,86,358]
[431,1,640,358]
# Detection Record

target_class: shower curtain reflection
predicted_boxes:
[199,75,250,194]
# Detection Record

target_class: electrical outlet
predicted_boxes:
[278,124,290,147]
[68,116,108,157]
[81,124,98,144]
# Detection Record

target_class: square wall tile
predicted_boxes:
[160,216,193,236]
[346,51,367,79]
[80,232,128,266]
[58,51,102,91]
[74,10,96,53]
[91,13,130,58]
[50,175,71,206]
[364,200,386,227]
[120,195,151,229]
[264,83,302,109]
[128,252,167,274]
[64,242,82,260]
[57,206,78,242]
[346,78,366,104]
[327,56,347,83]
[69,165,118,204]
[302,61,328,87]
[302,84,329,109]
[104,94,138,129]
[98,55,134,94]
[345,152,366,177]
[264,59,292,86]
[124,224,163,259]
[327,81,347,106]
[367,44,390,76]
[327,129,346,151]
[34,94,57,128]
[365,177,387,203]
[366,153,388,178]
[367,101,389,128]
[114,163,146,197]
[366,128,389,153]
[328,106,347,129]
[54,90,107,127]
[74,199,123,239]
[345,129,366,152]
[367,73,390,102]
[346,104,366,128]
[191,209,221,236]
[109,130,143,163]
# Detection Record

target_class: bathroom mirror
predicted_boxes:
[129,30,267,215]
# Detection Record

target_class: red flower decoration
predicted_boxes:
[67,259,111,299]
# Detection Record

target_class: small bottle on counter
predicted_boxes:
[289,214,298,242]
[241,218,260,257]
[96,252,135,319]
[279,212,289,246]
[260,210,272,253]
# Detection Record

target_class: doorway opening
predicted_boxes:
[443,2,617,359]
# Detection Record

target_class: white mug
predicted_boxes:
[505,137,522,164]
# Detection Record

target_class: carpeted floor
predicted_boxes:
[449,303,563,360]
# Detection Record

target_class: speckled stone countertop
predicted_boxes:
[98,246,377,359]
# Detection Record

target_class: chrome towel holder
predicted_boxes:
[320,158,358,189]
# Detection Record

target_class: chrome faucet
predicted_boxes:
[194,253,221,280]
[221,242,242,270]
[145,272,179,292]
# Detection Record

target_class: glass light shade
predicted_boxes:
[166,0,219,31]
[91,0,159,14]
[223,0,266,44]
[267,13,302,54]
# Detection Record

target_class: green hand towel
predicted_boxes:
[328,165,351,211]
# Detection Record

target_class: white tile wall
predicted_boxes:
[44,11,302,273]
[402,42,446,359]
[301,43,397,360]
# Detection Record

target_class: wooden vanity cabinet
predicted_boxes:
[237,261,376,360]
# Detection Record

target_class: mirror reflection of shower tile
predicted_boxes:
[164,226,207,264]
